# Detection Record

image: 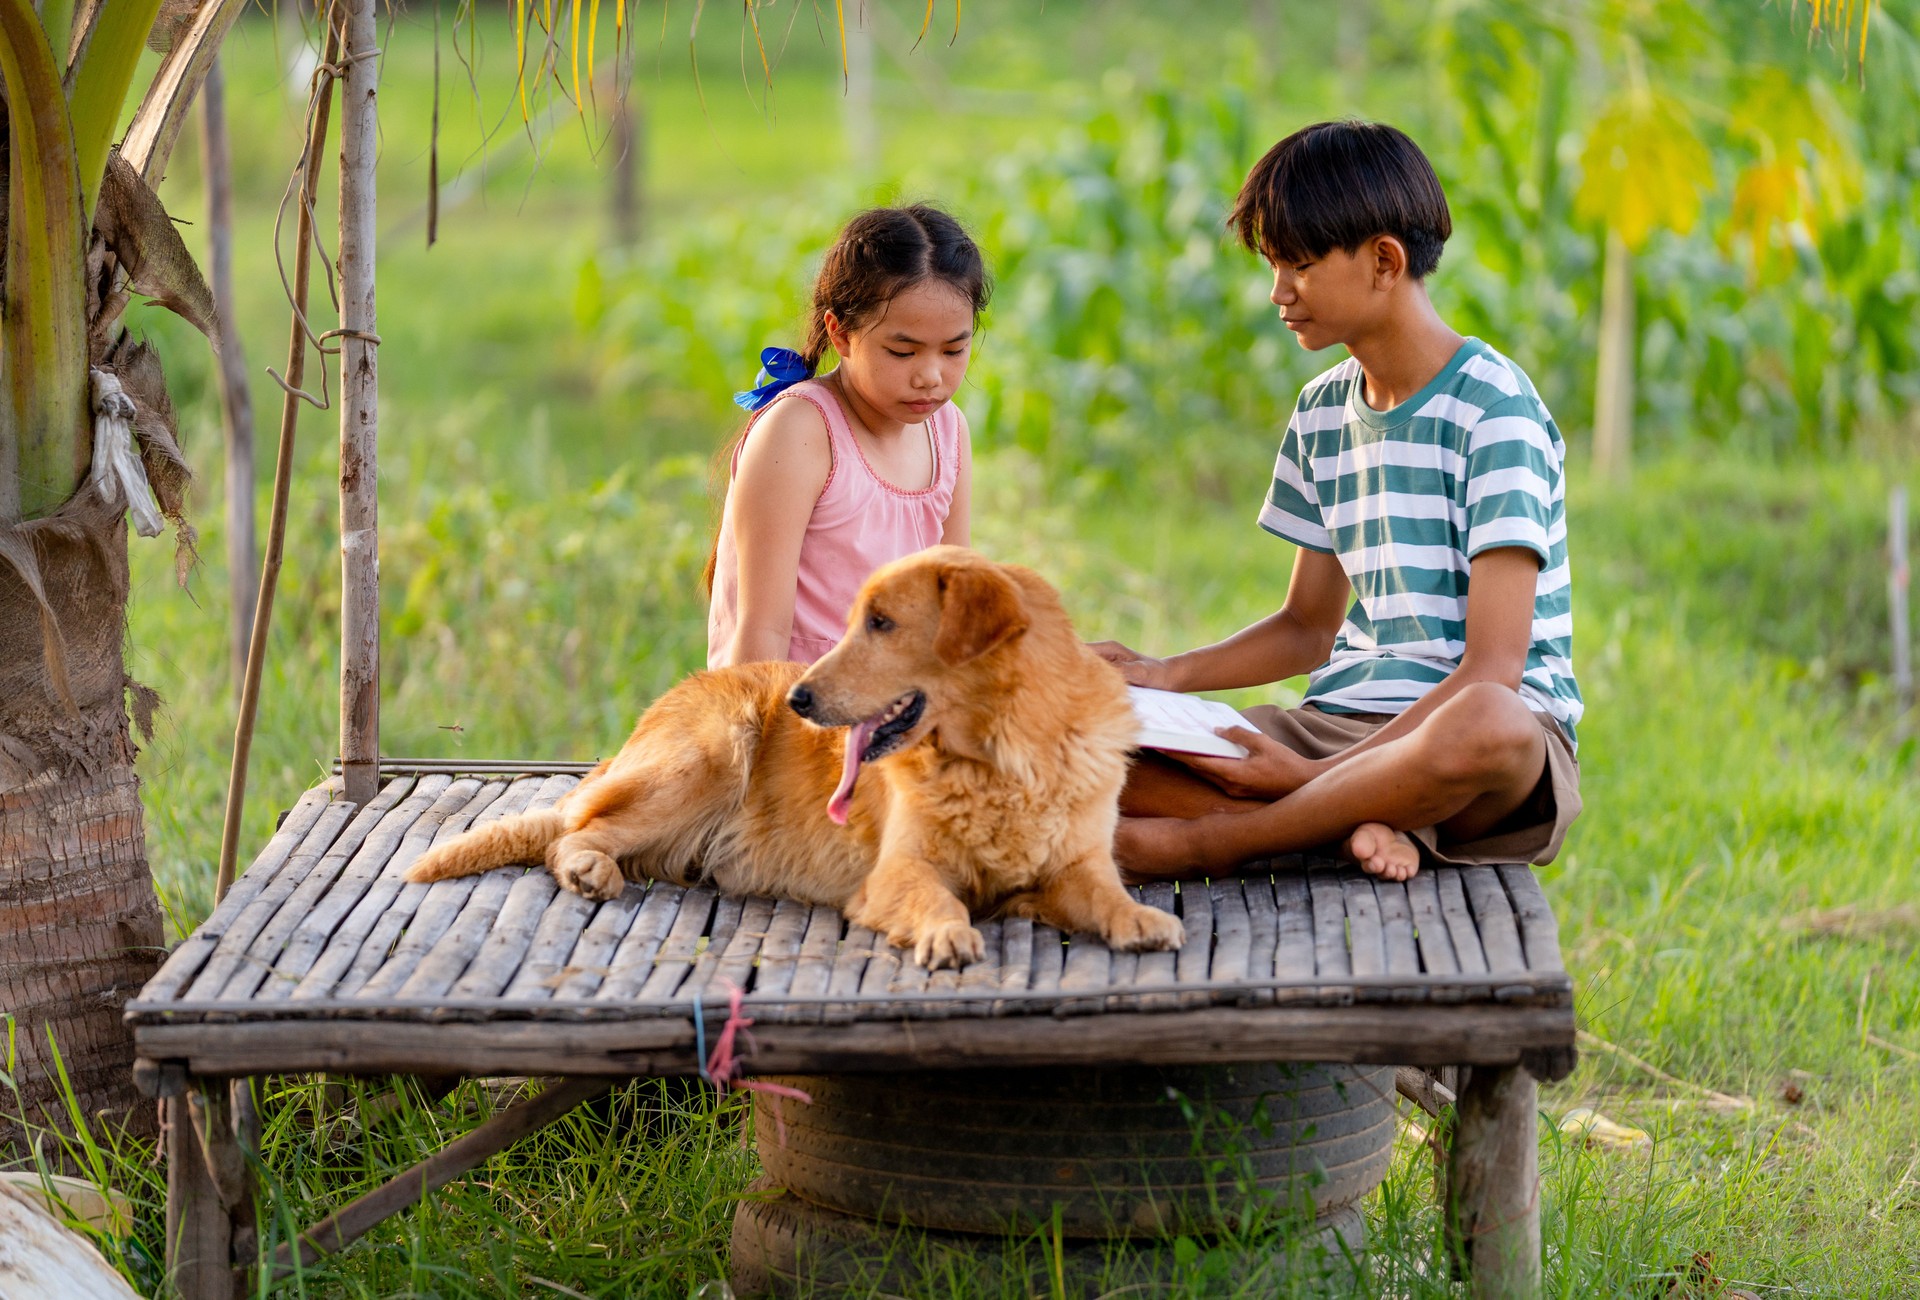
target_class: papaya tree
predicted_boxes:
[0,0,256,1159]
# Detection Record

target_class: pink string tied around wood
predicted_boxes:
[694,982,812,1146]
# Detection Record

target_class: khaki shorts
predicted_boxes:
[1238,703,1582,867]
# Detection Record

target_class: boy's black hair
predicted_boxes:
[1229,120,1452,279]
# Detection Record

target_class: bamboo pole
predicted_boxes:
[337,0,381,808]
[213,21,343,905]
[200,55,258,698]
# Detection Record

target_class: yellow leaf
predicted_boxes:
[1559,1106,1653,1153]
[1574,92,1711,251]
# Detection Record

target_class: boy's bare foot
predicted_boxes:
[1347,822,1420,882]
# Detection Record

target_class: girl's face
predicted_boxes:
[827,280,976,426]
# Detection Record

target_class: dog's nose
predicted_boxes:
[787,683,816,718]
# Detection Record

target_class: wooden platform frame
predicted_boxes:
[132,766,1575,1298]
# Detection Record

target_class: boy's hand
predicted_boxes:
[1088,639,1177,691]
[1167,726,1319,801]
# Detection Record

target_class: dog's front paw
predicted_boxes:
[1105,902,1186,952]
[554,850,624,901]
[912,920,985,970]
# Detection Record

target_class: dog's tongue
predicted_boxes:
[827,718,880,825]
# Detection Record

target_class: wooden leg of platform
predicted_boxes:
[166,1077,254,1300]
[1445,1063,1541,1300]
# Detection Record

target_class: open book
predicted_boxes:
[1128,686,1251,760]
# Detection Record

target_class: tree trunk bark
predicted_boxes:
[0,510,165,1163]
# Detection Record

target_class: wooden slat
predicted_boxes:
[1462,866,1526,975]
[632,886,718,1003]
[1209,879,1252,984]
[218,779,431,1001]
[1243,870,1279,985]
[1374,880,1422,980]
[1126,882,1179,1011]
[341,776,546,999]
[381,774,578,1000]
[995,915,1034,1000]
[956,918,1003,1016]
[694,894,775,1005]
[455,867,564,998]
[546,886,650,1001]
[133,1003,1577,1079]
[250,776,462,1002]
[593,883,693,1002]
[499,886,599,1001]
[1272,873,1316,982]
[921,960,962,1021]
[391,871,527,999]
[141,782,346,1003]
[1057,923,1112,1017]
[289,779,504,1002]
[1341,875,1386,979]
[1307,867,1351,982]
[751,898,813,1001]
[1027,924,1066,1001]
[1434,869,1489,976]
[824,925,881,1022]
[857,926,903,1003]
[1498,864,1564,973]
[781,905,847,1022]
[1174,881,1213,1008]
[679,894,747,1004]
[187,780,415,1002]
[1404,871,1461,977]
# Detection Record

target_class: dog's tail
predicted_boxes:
[404,810,567,884]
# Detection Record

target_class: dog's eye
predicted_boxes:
[866,611,895,633]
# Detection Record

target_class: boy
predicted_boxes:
[1096,120,1582,883]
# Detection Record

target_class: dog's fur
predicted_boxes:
[403,547,1183,968]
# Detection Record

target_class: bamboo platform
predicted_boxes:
[128,767,1576,1082]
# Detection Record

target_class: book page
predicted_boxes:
[1127,687,1252,759]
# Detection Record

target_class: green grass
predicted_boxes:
[20,2,1920,1295]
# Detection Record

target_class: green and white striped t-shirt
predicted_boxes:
[1257,338,1583,746]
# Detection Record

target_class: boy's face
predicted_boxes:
[1267,241,1391,352]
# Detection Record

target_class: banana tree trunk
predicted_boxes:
[0,504,165,1162]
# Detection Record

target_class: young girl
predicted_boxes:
[706,205,990,667]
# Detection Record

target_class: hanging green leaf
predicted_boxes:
[0,0,90,519]
[63,0,162,221]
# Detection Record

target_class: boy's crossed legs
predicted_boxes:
[1114,682,1550,883]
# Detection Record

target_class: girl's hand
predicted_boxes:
[1088,640,1176,690]
[1167,726,1320,801]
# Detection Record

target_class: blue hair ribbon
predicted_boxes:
[732,346,811,412]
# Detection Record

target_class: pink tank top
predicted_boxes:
[707,379,966,666]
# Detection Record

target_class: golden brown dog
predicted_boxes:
[404,546,1183,968]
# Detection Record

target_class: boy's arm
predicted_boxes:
[1091,548,1350,692]
[1176,546,1540,798]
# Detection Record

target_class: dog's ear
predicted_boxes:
[933,563,1030,666]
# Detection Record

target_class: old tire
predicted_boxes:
[755,1062,1395,1237]
[730,1178,1365,1299]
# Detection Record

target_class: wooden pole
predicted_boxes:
[610,91,642,247]
[338,0,381,808]
[1593,228,1635,484]
[200,55,258,699]
[1893,485,1912,722]
[1446,1064,1541,1300]
[213,21,343,904]
[165,1080,249,1300]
